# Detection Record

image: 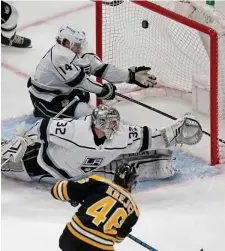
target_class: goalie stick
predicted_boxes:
[115,92,225,145]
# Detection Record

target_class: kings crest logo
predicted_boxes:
[79,157,104,173]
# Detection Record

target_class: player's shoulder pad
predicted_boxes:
[79,42,96,59]
[90,174,114,184]
[52,43,76,67]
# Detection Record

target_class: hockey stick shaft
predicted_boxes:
[116,92,176,120]
[115,92,225,144]
[54,96,80,118]
[128,234,158,251]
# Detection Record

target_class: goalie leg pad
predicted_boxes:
[1,121,38,163]
[1,143,47,182]
[1,136,28,163]
[92,149,178,182]
[92,157,123,180]
[135,150,177,181]
[1,159,32,182]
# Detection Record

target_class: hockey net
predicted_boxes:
[96,0,225,165]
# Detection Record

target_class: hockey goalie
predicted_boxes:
[1,105,203,185]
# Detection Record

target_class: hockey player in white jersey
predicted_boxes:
[1,105,203,183]
[27,22,157,119]
[1,1,31,48]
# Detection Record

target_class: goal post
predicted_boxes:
[96,0,103,87]
[96,0,225,165]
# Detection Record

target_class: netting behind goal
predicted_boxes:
[96,0,225,165]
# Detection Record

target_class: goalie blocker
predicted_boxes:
[1,106,203,183]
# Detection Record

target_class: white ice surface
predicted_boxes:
[2,172,225,251]
[1,2,225,251]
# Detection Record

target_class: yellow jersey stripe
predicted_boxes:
[115,235,125,243]
[67,223,114,251]
[73,215,117,243]
[90,175,140,217]
[128,193,140,217]
[53,180,62,200]
[116,235,125,241]
[90,175,116,186]
[62,182,70,201]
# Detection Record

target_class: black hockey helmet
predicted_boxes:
[114,163,138,192]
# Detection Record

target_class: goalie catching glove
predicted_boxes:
[128,66,157,88]
[160,113,203,147]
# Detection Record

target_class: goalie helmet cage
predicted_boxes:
[95,0,225,165]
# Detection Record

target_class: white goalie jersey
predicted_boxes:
[2,112,202,182]
[36,116,166,179]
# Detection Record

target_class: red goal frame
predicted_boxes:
[96,0,219,165]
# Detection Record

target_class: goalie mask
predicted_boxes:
[57,23,86,51]
[114,163,138,192]
[92,105,120,139]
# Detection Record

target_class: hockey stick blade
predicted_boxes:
[128,234,158,251]
[115,92,225,145]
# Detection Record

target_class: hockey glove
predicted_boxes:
[128,66,157,88]
[97,82,116,100]
[70,200,79,207]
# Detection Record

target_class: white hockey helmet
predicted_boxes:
[57,22,86,49]
[92,105,120,139]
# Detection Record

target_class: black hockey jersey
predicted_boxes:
[51,175,140,250]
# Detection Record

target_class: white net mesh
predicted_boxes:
[218,31,225,163]
[184,1,225,164]
[99,0,225,164]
